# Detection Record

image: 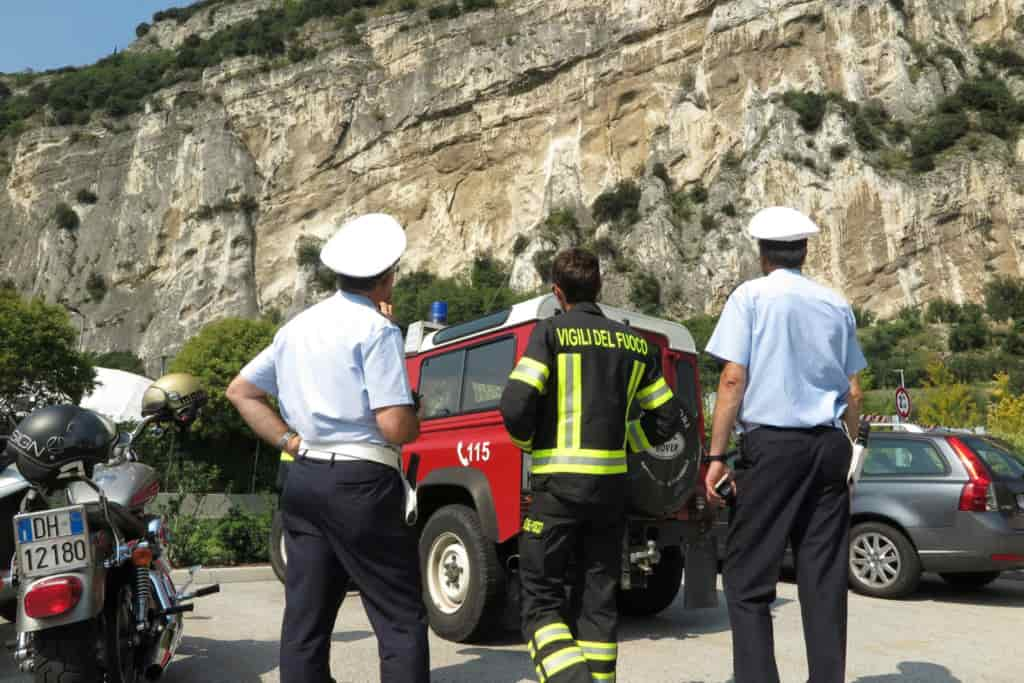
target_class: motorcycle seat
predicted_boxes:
[83,501,148,539]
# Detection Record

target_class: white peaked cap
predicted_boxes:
[747,206,821,242]
[320,213,407,277]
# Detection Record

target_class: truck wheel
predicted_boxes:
[419,504,504,642]
[939,572,1001,589]
[270,510,287,584]
[32,621,100,683]
[618,545,684,616]
[848,522,921,599]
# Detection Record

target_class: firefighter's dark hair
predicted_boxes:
[552,248,601,304]
[337,263,396,294]
[759,239,808,269]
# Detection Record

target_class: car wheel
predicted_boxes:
[419,504,504,642]
[618,546,684,616]
[848,522,921,599]
[939,572,1001,589]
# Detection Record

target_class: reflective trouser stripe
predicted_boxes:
[626,419,652,452]
[280,451,294,462]
[592,673,616,681]
[557,353,583,450]
[531,449,627,475]
[540,646,587,679]
[637,377,674,410]
[578,641,617,662]
[533,622,573,651]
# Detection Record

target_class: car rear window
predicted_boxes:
[863,438,948,477]
[959,436,1024,481]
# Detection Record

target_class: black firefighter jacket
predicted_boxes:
[499,302,682,506]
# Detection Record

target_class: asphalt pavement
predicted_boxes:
[0,572,1021,682]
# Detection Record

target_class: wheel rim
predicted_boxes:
[426,531,471,615]
[850,531,902,590]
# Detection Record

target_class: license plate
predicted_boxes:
[14,506,91,579]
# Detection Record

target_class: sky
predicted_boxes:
[0,1,195,74]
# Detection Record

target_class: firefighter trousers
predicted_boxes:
[520,491,624,683]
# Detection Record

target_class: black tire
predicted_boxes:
[270,509,287,584]
[618,545,684,616]
[848,522,921,599]
[939,571,1001,589]
[32,621,100,683]
[419,504,504,642]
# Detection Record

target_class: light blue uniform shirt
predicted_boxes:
[705,269,867,430]
[240,291,413,449]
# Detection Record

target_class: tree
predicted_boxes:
[168,318,277,440]
[0,288,95,424]
[984,276,1024,321]
[917,359,981,428]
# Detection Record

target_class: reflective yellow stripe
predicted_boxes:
[557,354,582,450]
[579,640,618,662]
[626,419,652,452]
[541,646,587,678]
[510,434,533,451]
[637,377,674,410]
[280,451,294,462]
[510,370,544,392]
[534,625,573,650]
[532,463,627,475]
[592,673,616,681]
[518,356,550,380]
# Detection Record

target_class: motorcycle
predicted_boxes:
[7,373,219,682]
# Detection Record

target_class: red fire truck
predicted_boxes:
[401,294,719,642]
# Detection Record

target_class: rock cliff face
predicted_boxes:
[2,0,1023,368]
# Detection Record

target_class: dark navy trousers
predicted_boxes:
[279,458,429,683]
[724,426,852,683]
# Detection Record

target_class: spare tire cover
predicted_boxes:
[627,405,701,517]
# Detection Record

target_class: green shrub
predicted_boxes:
[957,77,1020,117]
[830,144,850,161]
[721,202,736,218]
[398,0,418,10]
[629,272,661,314]
[93,350,146,374]
[592,181,641,225]
[911,154,935,173]
[782,91,828,132]
[949,319,989,352]
[512,234,529,256]
[852,305,876,328]
[428,3,461,19]
[977,43,1024,70]
[722,150,742,168]
[0,81,10,99]
[911,112,968,158]
[688,183,708,204]
[463,0,497,10]
[984,276,1024,321]
[295,236,323,267]
[925,298,961,323]
[86,272,107,302]
[54,202,79,230]
[935,45,966,73]
[76,188,98,204]
[136,22,151,38]
[541,208,583,244]
[1004,321,1024,355]
[700,213,719,231]
[853,113,882,151]
[533,249,555,282]
[591,236,617,258]
[670,191,692,222]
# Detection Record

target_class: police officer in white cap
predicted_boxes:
[704,207,866,683]
[227,213,429,683]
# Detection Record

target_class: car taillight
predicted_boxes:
[948,437,998,513]
[24,576,83,619]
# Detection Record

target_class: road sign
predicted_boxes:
[895,386,912,419]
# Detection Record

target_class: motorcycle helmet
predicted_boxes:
[141,373,207,427]
[6,405,116,487]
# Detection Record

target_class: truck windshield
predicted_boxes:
[960,436,1024,480]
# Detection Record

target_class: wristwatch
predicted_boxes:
[277,430,298,451]
[705,454,729,464]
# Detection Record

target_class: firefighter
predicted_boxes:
[704,207,866,683]
[500,248,683,683]
[226,213,428,683]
